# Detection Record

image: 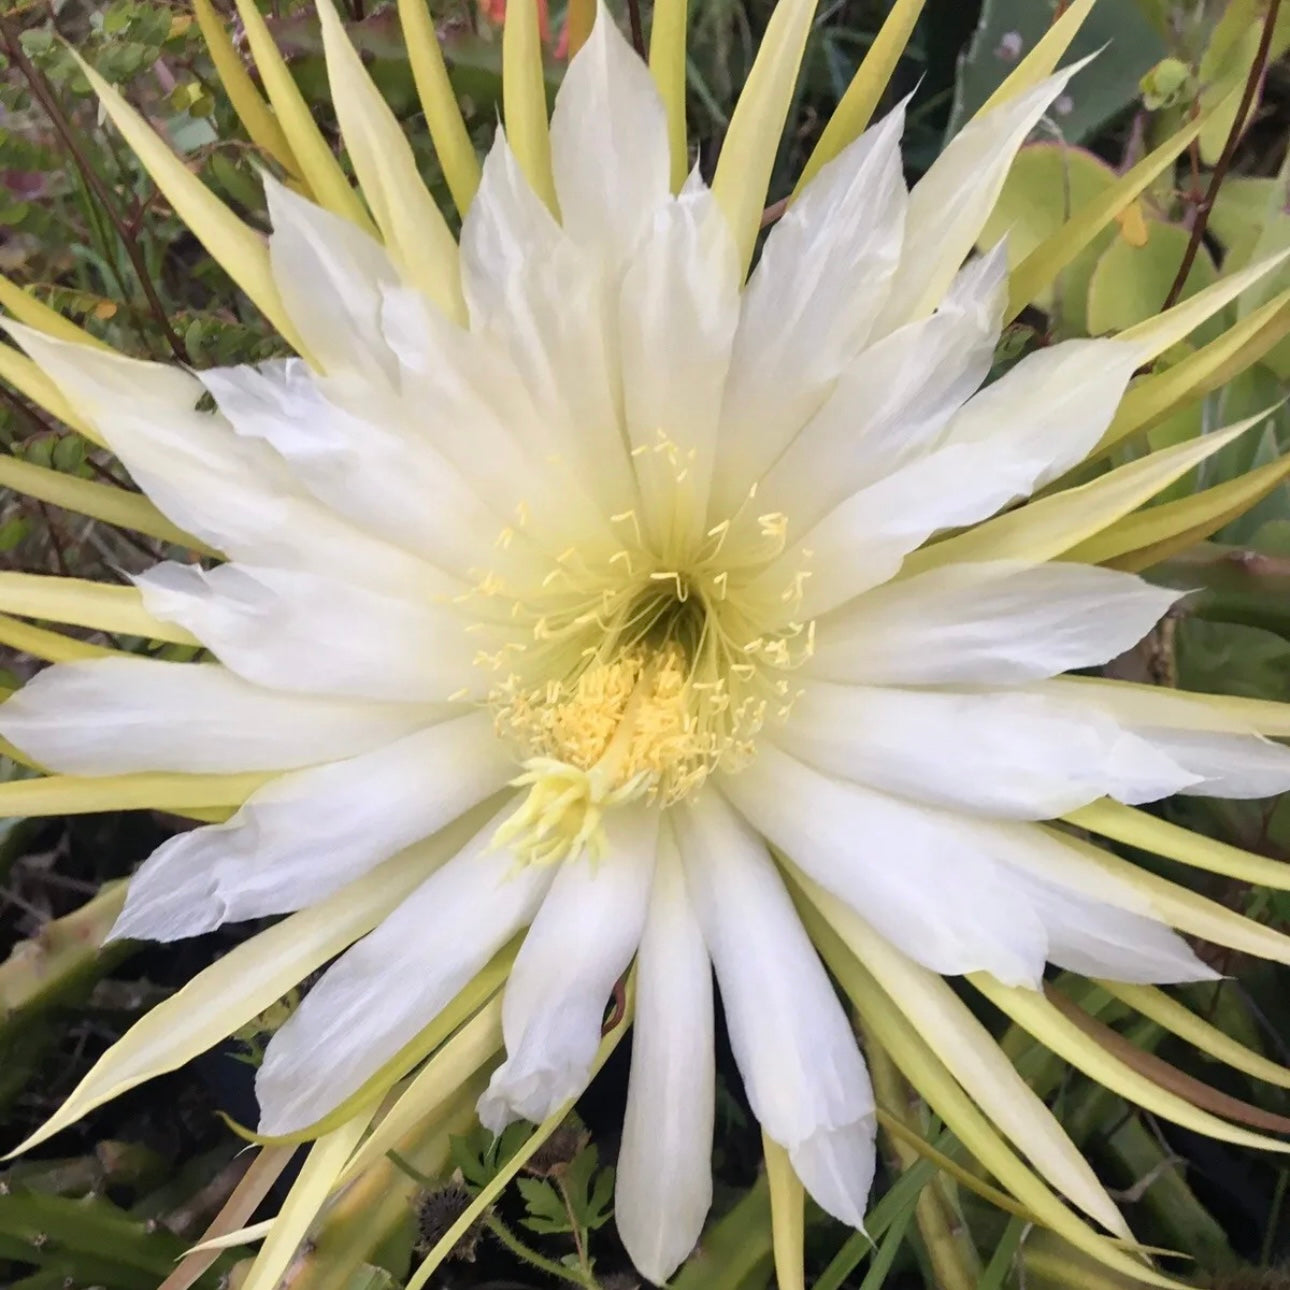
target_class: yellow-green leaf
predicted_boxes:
[0,768,270,818]
[794,0,925,197]
[503,0,558,215]
[398,0,482,214]
[1006,113,1205,323]
[711,0,816,276]
[0,614,115,664]
[1054,674,1290,738]
[0,275,111,351]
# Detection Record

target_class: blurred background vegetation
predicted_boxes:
[3,0,1290,1287]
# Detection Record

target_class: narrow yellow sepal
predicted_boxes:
[4,820,482,1158]
[231,0,375,235]
[1101,982,1290,1092]
[1065,799,1290,893]
[239,1110,377,1290]
[763,1133,806,1290]
[0,572,196,644]
[316,0,466,323]
[0,342,101,444]
[649,0,691,192]
[338,997,503,1184]
[1073,451,1290,571]
[0,453,213,553]
[1046,826,1290,968]
[902,415,1261,576]
[976,0,1097,118]
[398,0,483,215]
[503,0,559,215]
[0,614,114,664]
[796,899,1179,1287]
[711,0,816,277]
[1098,289,1290,456]
[0,275,111,351]
[0,768,270,818]
[66,49,303,352]
[192,0,301,181]
[225,948,513,1147]
[1120,251,1290,362]
[970,974,1290,1156]
[403,977,636,1290]
[794,0,925,197]
[1006,113,1205,322]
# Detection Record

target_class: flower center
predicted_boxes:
[477,501,815,865]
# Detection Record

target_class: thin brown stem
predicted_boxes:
[0,16,190,363]
[1161,0,1281,310]
[625,0,645,58]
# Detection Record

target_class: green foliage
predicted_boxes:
[516,1141,615,1238]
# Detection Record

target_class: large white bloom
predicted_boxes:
[4,4,1290,1284]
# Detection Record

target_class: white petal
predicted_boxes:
[1012,870,1216,984]
[460,134,636,521]
[135,562,483,703]
[550,3,670,263]
[775,681,1199,819]
[620,181,741,543]
[111,713,512,941]
[1118,728,1290,800]
[877,66,1082,329]
[0,657,440,775]
[478,806,658,1131]
[199,360,527,579]
[256,805,553,1135]
[737,243,1008,526]
[9,327,438,592]
[265,175,402,381]
[722,748,1049,986]
[615,828,714,1286]
[940,338,1142,490]
[676,793,875,1226]
[711,104,908,514]
[809,561,1181,686]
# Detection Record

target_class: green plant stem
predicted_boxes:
[485,1213,598,1289]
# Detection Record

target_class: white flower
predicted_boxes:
[4,3,1290,1284]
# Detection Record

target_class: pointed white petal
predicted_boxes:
[878,66,1082,329]
[0,656,439,775]
[941,338,1142,490]
[550,4,670,263]
[460,133,636,519]
[1013,871,1216,984]
[478,806,658,1131]
[10,326,437,591]
[135,562,481,702]
[111,713,512,941]
[712,104,908,514]
[676,793,875,1226]
[620,181,741,541]
[1131,729,1290,800]
[737,243,1007,526]
[615,828,714,1286]
[810,561,1181,686]
[776,682,1199,819]
[199,360,524,579]
[722,748,1049,986]
[264,175,403,381]
[256,806,553,1135]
